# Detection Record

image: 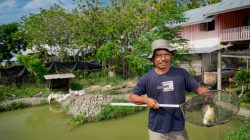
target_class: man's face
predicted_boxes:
[152,49,172,69]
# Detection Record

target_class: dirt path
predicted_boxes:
[238,108,250,117]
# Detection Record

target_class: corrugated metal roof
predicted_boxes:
[44,73,75,80]
[205,0,250,17]
[186,43,232,54]
[176,0,250,27]
[177,3,218,26]
[187,46,220,54]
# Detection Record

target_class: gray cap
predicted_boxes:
[148,39,177,59]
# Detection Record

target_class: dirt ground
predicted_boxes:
[85,78,138,94]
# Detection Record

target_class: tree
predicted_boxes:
[96,42,119,76]
[126,0,188,76]
[75,0,154,76]
[0,23,27,62]
[20,4,79,61]
[17,54,48,83]
[236,70,250,98]
[175,0,221,10]
[74,0,107,58]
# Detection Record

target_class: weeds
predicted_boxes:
[96,98,145,121]
[67,112,87,129]
[0,84,50,100]
[0,102,32,112]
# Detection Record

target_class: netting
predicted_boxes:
[182,90,240,127]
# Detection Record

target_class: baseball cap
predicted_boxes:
[148,39,177,59]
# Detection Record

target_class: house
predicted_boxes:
[1,57,18,68]
[176,0,250,89]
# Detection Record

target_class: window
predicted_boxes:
[243,17,250,26]
[208,20,215,31]
[200,23,207,31]
[200,20,215,31]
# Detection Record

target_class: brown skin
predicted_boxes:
[128,49,211,110]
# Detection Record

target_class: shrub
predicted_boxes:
[17,54,48,83]
[70,80,83,90]
[67,112,87,129]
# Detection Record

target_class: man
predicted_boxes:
[128,39,210,140]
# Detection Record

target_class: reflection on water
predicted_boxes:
[0,106,243,140]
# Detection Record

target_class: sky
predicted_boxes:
[0,0,76,25]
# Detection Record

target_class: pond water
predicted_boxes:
[0,105,242,140]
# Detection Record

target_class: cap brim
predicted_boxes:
[147,50,177,59]
[147,53,153,59]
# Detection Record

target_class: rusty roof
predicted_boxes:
[44,73,75,80]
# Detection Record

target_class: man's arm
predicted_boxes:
[195,86,213,101]
[128,93,159,109]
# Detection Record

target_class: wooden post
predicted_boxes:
[247,58,249,70]
[217,50,222,90]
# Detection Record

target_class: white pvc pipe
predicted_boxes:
[111,103,180,108]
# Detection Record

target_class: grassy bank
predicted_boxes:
[0,84,50,101]
[64,98,145,129]
[224,116,250,140]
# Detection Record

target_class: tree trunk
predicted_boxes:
[108,70,116,77]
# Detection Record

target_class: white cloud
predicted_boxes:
[23,0,54,10]
[22,0,74,10]
[0,0,17,9]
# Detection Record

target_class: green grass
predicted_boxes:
[240,103,250,110]
[67,112,87,129]
[70,71,124,88]
[0,102,32,112]
[224,116,250,140]
[0,84,51,101]
[224,122,250,140]
[96,98,145,121]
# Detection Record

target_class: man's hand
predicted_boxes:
[203,92,214,104]
[128,93,159,110]
[196,86,213,103]
[145,97,159,110]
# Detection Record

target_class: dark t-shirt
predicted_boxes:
[133,66,200,133]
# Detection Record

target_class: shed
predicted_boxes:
[44,73,75,90]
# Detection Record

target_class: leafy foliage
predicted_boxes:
[126,55,152,76]
[236,70,250,86]
[21,4,82,60]
[126,0,189,75]
[176,0,221,10]
[17,54,48,83]
[96,42,119,69]
[16,0,208,77]
[0,22,27,61]
[67,112,87,129]
[236,70,250,97]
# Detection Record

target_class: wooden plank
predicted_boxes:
[221,55,250,59]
